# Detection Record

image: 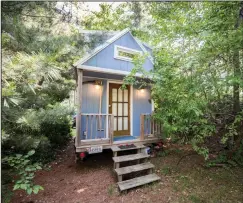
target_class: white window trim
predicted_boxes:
[114,45,142,62]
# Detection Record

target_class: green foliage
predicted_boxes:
[206,141,243,167]
[189,194,202,203]
[4,150,44,195]
[157,150,169,157]
[161,166,172,176]
[38,105,73,148]
[233,141,243,166]
[121,2,243,161]
[221,112,243,144]
[122,53,149,89]
[107,184,116,196]
[2,104,73,162]
[2,1,77,163]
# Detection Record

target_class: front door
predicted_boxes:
[109,83,130,136]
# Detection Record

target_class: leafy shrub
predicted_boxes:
[4,150,44,195]
[37,104,73,147]
[33,136,54,163]
[40,121,71,147]
[2,103,73,162]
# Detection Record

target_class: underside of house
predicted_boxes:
[73,28,162,191]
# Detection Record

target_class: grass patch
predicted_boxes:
[107,184,116,196]
[189,194,202,203]
[157,150,169,157]
[160,166,172,176]
[152,146,243,203]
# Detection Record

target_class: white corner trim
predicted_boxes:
[106,79,109,139]
[130,85,133,137]
[152,99,155,112]
[79,65,143,77]
[73,28,130,67]
[114,45,142,62]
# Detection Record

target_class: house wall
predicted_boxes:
[83,32,153,73]
[80,78,152,139]
[80,80,107,139]
[133,86,152,137]
[143,44,153,57]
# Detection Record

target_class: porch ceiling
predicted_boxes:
[83,70,152,83]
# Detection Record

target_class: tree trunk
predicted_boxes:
[233,50,240,114]
[233,2,243,114]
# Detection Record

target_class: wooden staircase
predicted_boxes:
[111,144,160,192]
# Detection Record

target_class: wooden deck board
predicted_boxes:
[111,144,146,152]
[115,162,154,176]
[113,153,149,163]
[118,174,161,191]
[75,137,161,152]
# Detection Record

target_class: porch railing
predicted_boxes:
[79,113,114,145]
[140,113,162,141]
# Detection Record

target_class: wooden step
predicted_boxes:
[115,162,154,176]
[113,153,149,163]
[111,144,146,152]
[118,173,161,191]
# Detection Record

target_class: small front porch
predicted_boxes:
[75,113,162,152]
[75,69,162,152]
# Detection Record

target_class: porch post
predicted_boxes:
[76,69,83,147]
[140,114,145,141]
[110,115,114,144]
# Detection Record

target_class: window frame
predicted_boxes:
[114,45,142,62]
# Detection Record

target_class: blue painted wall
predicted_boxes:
[143,44,153,57]
[80,80,107,139]
[81,80,107,113]
[83,32,153,72]
[132,86,152,137]
[80,79,152,139]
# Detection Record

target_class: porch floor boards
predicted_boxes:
[113,136,137,142]
[111,143,145,152]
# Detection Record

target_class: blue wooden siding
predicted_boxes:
[80,79,152,139]
[81,80,107,113]
[83,32,153,72]
[132,86,152,137]
[80,80,107,139]
[143,44,153,57]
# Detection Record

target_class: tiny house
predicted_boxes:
[73,28,162,155]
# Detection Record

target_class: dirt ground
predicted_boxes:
[11,142,243,203]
